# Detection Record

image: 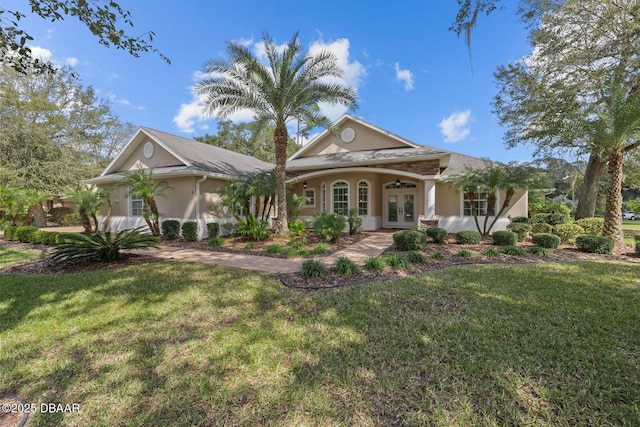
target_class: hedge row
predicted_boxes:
[3,226,79,245]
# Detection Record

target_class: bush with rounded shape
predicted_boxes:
[426,227,448,243]
[543,202,571,216]
[531,223,553,234]
[51,226,160,264]
[531,233,561,249]
[364,256,386,271]
[510,216,530,224]
[16,226,39,243]
[575,217,604,235]
[301,259,326,278]
[547,212,570,226]
[552,223,585,243]
[575,235,614,254]
[393,229,427,251]
[30,230,44,244]
[492,230,518,246]
[334,256,360,275]
[456,230,482,245]
[506,222,531,241]
[161,220,181,240]
[207,222,220,239]
[530,213,551,224]
[406,251,427,264]
[4,225,18,241]
[48,206,79,226]
[181,221,198,242]
[312,212,346,242]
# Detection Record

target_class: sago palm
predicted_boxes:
[197,31,358,236]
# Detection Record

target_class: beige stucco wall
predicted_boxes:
[119,138,182,171]
[503,188,528,218]
[300,120,410,157]
[435,182,460,216]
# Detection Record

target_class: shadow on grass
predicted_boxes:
[0,260,638,425]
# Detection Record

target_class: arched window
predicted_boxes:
[332,181,349,215]
[357,180,369,216]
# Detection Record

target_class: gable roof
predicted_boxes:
[288,113,420,160]
[96,127,274,181]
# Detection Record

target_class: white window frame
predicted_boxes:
[304,188,316,207]
[357,180,370,216]
[331,180,350,216]
[130,188,144,217]
[463,191,496,217]
[321,182,326,212]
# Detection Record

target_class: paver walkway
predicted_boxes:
[136,233,395,274]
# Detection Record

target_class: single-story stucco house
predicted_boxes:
[86,114,528,237]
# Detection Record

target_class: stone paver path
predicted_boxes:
[135,233,394,274]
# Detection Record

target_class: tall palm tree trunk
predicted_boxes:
[575,152,606,219]
[487,189,515,234]
[603,149,624,246]
[147,197,161,236]
[101,200,112,233]
[274,121,290,236]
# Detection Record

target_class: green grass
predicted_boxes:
[0,261,638,425]
[622,221,640,246]
[0,246,43,268]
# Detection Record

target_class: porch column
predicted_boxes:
[424,179,435,219]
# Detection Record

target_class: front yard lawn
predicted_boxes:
[1,260,638,426]
[0,246,43,268]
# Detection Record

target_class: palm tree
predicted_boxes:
[443,166,484,233]
[120,168,173,236]
[65,185,111,234]
[595,68,640,246]
[196,31,358,236]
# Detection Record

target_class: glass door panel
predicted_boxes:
[404,195,414,223]
[388,195,398,222]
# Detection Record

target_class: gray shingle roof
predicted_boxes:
[141,127,274,178]
[287,146,447,171]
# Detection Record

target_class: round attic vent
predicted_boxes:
[341,127,356,143]
[143,141,154,158]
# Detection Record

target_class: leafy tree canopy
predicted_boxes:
[1,0,169,74]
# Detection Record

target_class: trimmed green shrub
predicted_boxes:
[502,245,525,256]
[16,226,39,243]
[456,230,482,245]
[207,222,220,239]
[492,230,518,246]
[208,236,226,247]
[313,212,346,242]
[530,213,551,224]
[531,223,553,234]
[575,217,604,235]
[51,227,160,264]
[334,256,360,275]
[288,219,305,236]
[30,230,44,244]
[426,227,448,243]
[528,246,551,256]
[575,235,614,254]
[38,231,57,245]
[429,251,444,260]
[506,222,531,241]
[548,212,570,226]
[393,229,427,251]
[4,225,18,241]
[161,220,181,240]
[383,253,409,269]
[266,243,285,254]
[482,248,501,257]
[510,216,530,224]
[364,256,386,271]
[301,259,326,278]
[543,202,571,216]
[457,248,474,257]
[406,250,427,264]
[55,232,78,244]
[553,223,585,243]
[181,221,198,242]
[531,233,561,249]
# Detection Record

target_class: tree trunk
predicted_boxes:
[575,153,606,219]
[101,200,112,233]
[274,121,290,236]
[79,207,92,233]
[33,204,47,227]
[487,189,514,234]
[602,148,625,247]
[147,197,161,236]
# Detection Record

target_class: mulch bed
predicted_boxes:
[161,230,372,258]
[278,240,640,290]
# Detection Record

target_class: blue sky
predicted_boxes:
[16,0,536,163]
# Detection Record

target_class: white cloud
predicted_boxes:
[394,62,414,91]
[28,46,53,62]
[438,110,472,143]
[66,57,78,67]
[174,36,365,132]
